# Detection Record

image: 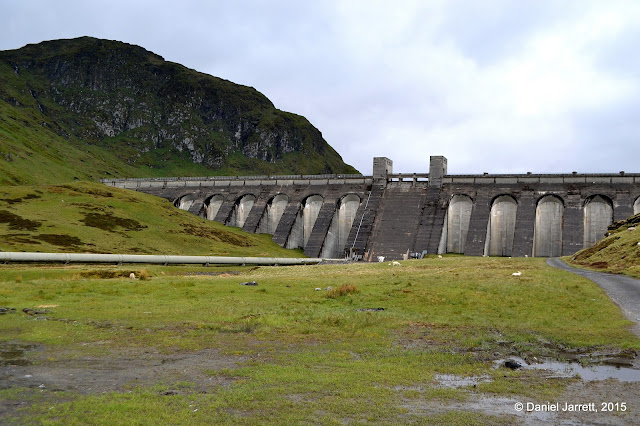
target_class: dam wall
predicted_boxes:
[101,157,640,261]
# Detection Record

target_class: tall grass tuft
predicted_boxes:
[139,269,150,281]
[326,284,359,299]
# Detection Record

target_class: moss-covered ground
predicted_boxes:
[1,257,638,424]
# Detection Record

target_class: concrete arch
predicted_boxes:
[174,194,196,211]
[321,194,362,258]
[533,195,564,257]
[227,194,256,228]
[444,194,473,254]
[583,195,613,248]
[634,196,640,216]
[286,195,324,249]
[485,195,517,256]
[204,194,225,221]
[256,194,289,235]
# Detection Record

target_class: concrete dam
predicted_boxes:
[101,156,640,261]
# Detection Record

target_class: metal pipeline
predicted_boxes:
[0,252,322,265]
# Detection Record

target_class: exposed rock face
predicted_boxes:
[0,37,356,175]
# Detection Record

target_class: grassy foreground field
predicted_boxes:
[1,257,639,424]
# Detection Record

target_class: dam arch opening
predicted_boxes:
[485,195,518,257]
[583,195,613,248]
[256,194,289,235]
[321,194,361,258]
[227,194,256,228]
[174,194,196,211]
[533,195,564,257]
[441,194,473,254]
[204,194,225,221]
[286,195,324,250]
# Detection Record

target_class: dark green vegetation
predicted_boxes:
[568,213,640,278]
[0,181,300,257]
[0,37,357,185]
[1,257,638,424]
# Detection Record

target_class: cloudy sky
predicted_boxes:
[2,0,639,175]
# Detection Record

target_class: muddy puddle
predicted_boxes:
[0,342,37,367]
[495,356,640,382]
[434,374,491,388]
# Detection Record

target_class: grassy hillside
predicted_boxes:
[568,213,640,278]
[0,181,300,257]
[0,37,357,186]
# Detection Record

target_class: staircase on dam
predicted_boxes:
[366,186,429,261]
[344,185,385,258]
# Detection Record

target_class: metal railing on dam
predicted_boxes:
[0,252,323,265]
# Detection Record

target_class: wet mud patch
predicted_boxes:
[0,346,243,395]
[0,342,39,367]
[493,356,640,382]
[0,210,41,231]
[81,212,147,232]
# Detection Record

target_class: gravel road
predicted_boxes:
[547,258,640,337]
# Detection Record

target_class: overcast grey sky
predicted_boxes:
[2,0,639,175]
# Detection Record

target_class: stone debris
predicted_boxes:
[240,281,258,286]
[355,308,385,312]
[325,286,332,291]
[0,307,17,315]
[22,308,48,316]
[504,359,522,370]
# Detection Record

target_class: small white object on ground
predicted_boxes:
[129,273,135,279]
[377,256,385,262]
[512,271,522,276]
[392,261,401,266]
[315,288,321,291]
[437,255,443,259]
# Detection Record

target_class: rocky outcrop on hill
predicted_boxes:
[0,37,356,176]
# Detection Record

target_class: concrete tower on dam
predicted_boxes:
[102,157,640,260]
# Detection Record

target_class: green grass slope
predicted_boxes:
[568,213,640,277]
[0,181,301,257]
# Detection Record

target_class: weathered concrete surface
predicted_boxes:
[102,156,640,260]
